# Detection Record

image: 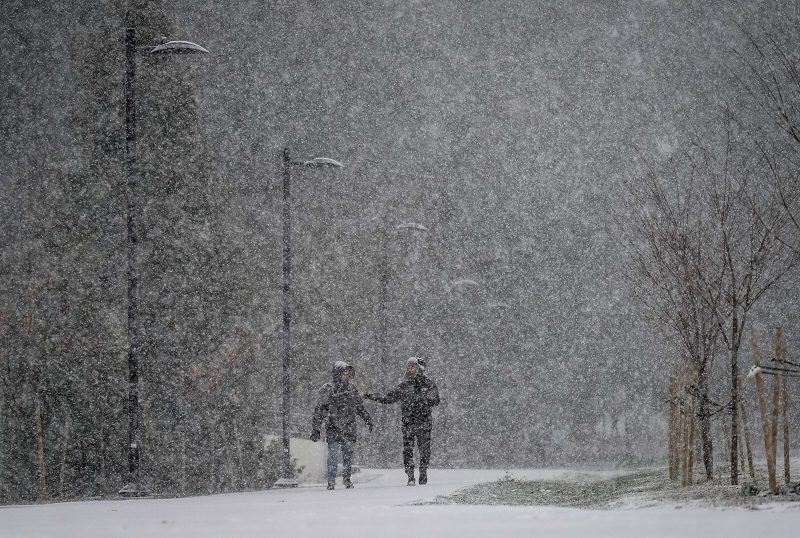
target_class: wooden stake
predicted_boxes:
[668,376,673,479]
[685,367,696,485]
[777,330,791,484]
[668,376,678,481]
[771,329,782,476]
[751,329,778,493]
[782,363,791,485]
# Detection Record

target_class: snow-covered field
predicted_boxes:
[2,468,798,538]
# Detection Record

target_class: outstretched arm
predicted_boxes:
[364,384,402,404]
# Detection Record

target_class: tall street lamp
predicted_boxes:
[119,26,209,498]
[273,148,343,488]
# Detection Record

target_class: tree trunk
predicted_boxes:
[234,420,245,489]
[180,430,187,495]
[729,319,740,485]
[678,403,686,483]
[99,424,107,489]
[209,426,217,493]
[739,401,755,479]
[721,412,731,479]
[696,367,714,480]
[34,395,47,502]
[737,416,747,477]
[58,413,71,497]
[771,329,782,481]
[683,370,696,486]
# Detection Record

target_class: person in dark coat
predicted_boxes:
[311,361,373,490]
[364,357,440,485]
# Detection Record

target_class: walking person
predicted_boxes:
[311,361,373,490]
[364,357,440,485]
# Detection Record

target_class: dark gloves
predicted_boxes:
[363,392,375,400]
[310,430,320,442]
[366,420,374,433]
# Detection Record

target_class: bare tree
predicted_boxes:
[734,23,800,252]
[623,156,724,481]
[735,23,800,148]
[686,113,798,485]
[625,107,798,486]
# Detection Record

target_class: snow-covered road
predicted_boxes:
[2,468,797,538]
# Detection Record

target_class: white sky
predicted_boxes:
[2,468,798,538]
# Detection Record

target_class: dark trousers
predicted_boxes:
[402,424,431,477]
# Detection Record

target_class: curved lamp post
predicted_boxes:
[274,148,343,488]
[119,27,208,497]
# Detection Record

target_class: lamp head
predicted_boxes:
[150,40,210,55]
[303,157,344,168]
[396,222,428,232]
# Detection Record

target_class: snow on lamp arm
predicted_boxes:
[150,40,210,55]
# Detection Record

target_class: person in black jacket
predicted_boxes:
[311,361,373,490]
[364,357,440,485]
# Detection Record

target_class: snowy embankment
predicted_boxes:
[2,468,798,538]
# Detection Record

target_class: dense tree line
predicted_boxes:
[1,1,283,502]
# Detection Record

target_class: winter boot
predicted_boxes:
[327,480,335,490]
[407,473,416,486]
[343,478,354,489]
[418,470,427,485]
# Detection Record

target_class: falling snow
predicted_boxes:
[2,1,800,535]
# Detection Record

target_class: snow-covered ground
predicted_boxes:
[2,468,798,538]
